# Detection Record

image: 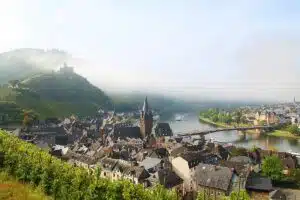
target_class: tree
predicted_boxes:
[211,115,219,122]
[259,120,266,126]
[249,145,258,153]
[22,111,32,128]
[287,125,300,135]
[291,169,300,186]
[262,156,283,181]
[229,190,250,200]
[235,111,242,124]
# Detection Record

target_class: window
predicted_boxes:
[104,172,106,176]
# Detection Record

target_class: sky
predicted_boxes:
[0,0,300,102]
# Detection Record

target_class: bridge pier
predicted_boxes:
[237,130,246,136]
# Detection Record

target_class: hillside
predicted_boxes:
[0,48,71,84]
[0,70,113,121]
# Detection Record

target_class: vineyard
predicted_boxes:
[0,130,178,200]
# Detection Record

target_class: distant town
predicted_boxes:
[1,97,300,200]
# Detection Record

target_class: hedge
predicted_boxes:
[0,130,178,200]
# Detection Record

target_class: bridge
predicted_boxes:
[176,125,274,137]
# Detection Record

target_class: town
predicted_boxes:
[2,97,300,200]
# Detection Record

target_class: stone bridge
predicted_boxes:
[176,125,274,137]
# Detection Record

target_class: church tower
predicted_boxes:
[140,97,153,138]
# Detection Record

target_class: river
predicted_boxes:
[165,113,300,153]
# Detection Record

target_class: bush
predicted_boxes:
[0,130,178,200]
[287,125,300,135]
[262,156,283,181]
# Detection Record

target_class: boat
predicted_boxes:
[174,114,184,121]
[288,150,300,157]
[153,115,160,121]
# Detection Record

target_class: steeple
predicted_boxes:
[142,96,149,114]
[140,96,153,139]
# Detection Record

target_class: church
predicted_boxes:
[139,96,153,138]
[109,97,154,139]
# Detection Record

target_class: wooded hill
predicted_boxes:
[0,70,113,123]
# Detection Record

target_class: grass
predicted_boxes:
[199,116,258,134]
[199,117,229,128]
[267,130,300,139]
[0,171,51,200]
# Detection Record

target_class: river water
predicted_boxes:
[165,113,300,153]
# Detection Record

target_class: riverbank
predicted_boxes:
[199,116,257,134]
[267,130,300,139]
[198,116,229,128]
[199,116,300,139]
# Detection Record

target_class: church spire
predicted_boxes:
[142,96,149,114]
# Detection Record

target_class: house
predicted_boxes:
[220,160,251,191]
[269,190,286,200]
[154,123,173,137]
[158,168,184,196]
[113,161,150,184]
[193,163,233,197]
[50,145,69,157]
[139,157,162,173]
[149,148,169,159]
[171,151,220,192]
[229,156,252,164]
[245,172,273,193]
[212,143,230,160]
[169,145,188,159]
[255,111,278,124]
[99,157,118,180]
[112,123,141,139]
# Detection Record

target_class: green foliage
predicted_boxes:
[228,190,250,200]
[258,120,266,126]
[287,125,300,135]
[249,145,258,153]
[0,171,51,200]
[0,130,177,200]
[196,191,228,200]
[0,71,113,120]
[290,169,300,187]
[200,108,249,126]
[230,147,248,157]
[262,156,284,181]
[196,191,213,200]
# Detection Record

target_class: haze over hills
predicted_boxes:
[0,48,273,121]
[0,48,76,84]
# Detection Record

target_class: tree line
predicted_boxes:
[199,108,248,125]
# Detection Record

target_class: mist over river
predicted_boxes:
[164,113,300,153]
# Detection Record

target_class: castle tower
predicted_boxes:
[140,97,153,138]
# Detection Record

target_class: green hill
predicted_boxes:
[0,70,113,122]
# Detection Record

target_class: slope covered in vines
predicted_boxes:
[0,130,178,200]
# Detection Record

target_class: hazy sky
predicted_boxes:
[1,0,300,101]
